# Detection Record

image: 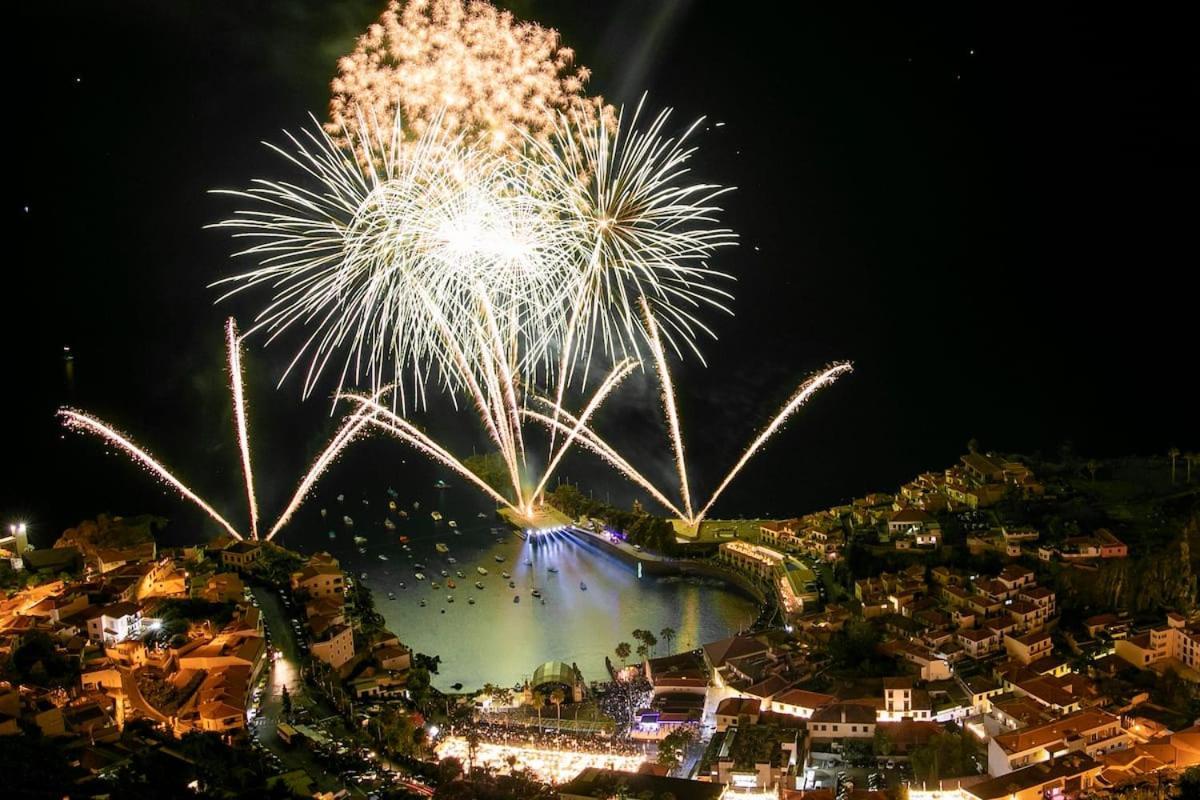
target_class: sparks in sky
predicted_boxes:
[328,0,612,154]
[60,319,367,541]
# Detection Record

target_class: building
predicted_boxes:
[880,677,932,721]
[769,689,835,720]
[808,703,876,739]
[290,559,346,599]
[311,624,355,670]
[1005,631,1053,665]
[559,768,726,800]
[987,709,1129,776]
[718,541,786,582]
[220,541,261,570]
[1115,612,1200,674]
[85,602,144,646]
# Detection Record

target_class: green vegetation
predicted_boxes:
[463,451,514,502]
[656,726,695,769]
[909,730,981,782]
[547,485,678,554]
[57,513,164,551]
[3,631,80,688]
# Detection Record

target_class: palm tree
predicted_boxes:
[643,631,658,657]
[1086,459,1099,483]
[1186,453,1196,484]
[465,728,481,771]
[615,641,631,668]
[660,626,677,655]
[1169,447,1181,484]
[550,687,565,721]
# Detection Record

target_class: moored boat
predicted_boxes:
[477,566,488,576]
[431,511,443,521]
[435,543,449,553]
[474,581,484,590]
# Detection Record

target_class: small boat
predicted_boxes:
[360,572,368,580]
[415,573,425,581]
[454,530,462,536]
[474,581,484,590]
[495,538,505,544]
[337,494,345,503]
[402,544,411,552]
[440,569,449,577]
[413,563,426,571]
[435,480,450,489]
[447,580,456,589]
[513,595,520,603]
[354,535,368,544]
[358,547,367,555]
[448,520,458,529]
[531,589,542,598]
[419,599,427,607]
[447,556,457,564]
[435,543,449,554]
[362,498,369,506]
[388,592,396,600]
[450,682,463,690]
[343,516,354,526]
[328,531,336,539]
[477,512,487,519]
[320,508,327,518]
[468,597,475,605]
[384,519,396,531]
[378,554,388,561]
[541,598,546,605]
[446,595,454,603]
[413,501,420,510]
[398,510,409,519]
[387,487,398,498]
[432,582,441,590]
[494,554,505,563]
[501,571,511,578]
[508,581,515,589]
[477,567,489,576]
[580,582,587,591]
[547,566,558,573]
[399,582,406,589]
[398,535,410,543]
[524,559,533,566]
[388,500,397,511]
[431,511,443,522]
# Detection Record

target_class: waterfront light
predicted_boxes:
[435,736,644,784]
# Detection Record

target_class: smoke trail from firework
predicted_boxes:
[226,318,259,540]
[692,362,854,525]
[59,410,244,540]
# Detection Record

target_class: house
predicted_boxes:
[987,709,1129,775]
[311,624,355,670]
[1114,612,1200,674]
[220,541,261,570]
[769,689,835,720]
[880,677,932,721]
[290,557,346,599]
[964,754,1102,800]
[887,507,933,536]
[715,697,762,732]
[957,626,1002,659]
[808,703,876,739]
[86,602,144,646]
[718,541,786,582]
[1005,631,1053,665]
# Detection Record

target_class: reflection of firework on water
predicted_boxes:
[60,319,367,541]
[329,0,612,154]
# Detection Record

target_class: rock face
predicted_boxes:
[56,514,161,571]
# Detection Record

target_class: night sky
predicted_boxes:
[7,1,1197,542]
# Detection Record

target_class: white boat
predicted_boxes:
[362,498,369,506]
[501,571,511,579]
[440,569,449,577]
[413,501,420,509]
[475,581,484,590]
[358,547,367,554]
[343,516,354,526]
[388,500,397,511]
[494,554,504,562]
[447,557,457,564]
[448,520,458,528]
[360,572,368,580]
[419,599,427,607]
[431,511,443,521]
[415,573,426,581]
[477,512,487,518]
[431,582,440,590]
[468,597,475,605]
[456,570,466,578]
[477,567,488,576]
[547,566,558,573]
[387,592,396,600]
[398,510,409,518]
[384,519,396,530]
[531,589,542,599]
[378,555,388,561]
[435,543,449,554]
[447,595,454,603]
[338,494,345,503]
[320,508,327,518]
[353,535,368,544]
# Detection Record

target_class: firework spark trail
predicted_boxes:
[265,394,383,541]
[640,296,693,521]
[530,357,639,502]
[226,318,259,540]
[692,362,854,526]
[340,393,519,512]
[58,410,244,540]
[523,406,686,519]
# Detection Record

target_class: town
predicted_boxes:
[2,448,1196,800]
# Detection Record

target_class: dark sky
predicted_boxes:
[6,1,1197,542]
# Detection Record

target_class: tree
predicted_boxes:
[874,726,894,757]
[660,626,677,655]
[615,641,632,668]
[281,685,292,715]
[1186,452,1196,484]
[550,688,565,721]
[910,731,980,782]
[1086,459,1100,483]
[1169,447,1181,484]
[642,631,658,657]
[656,727,695,770]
